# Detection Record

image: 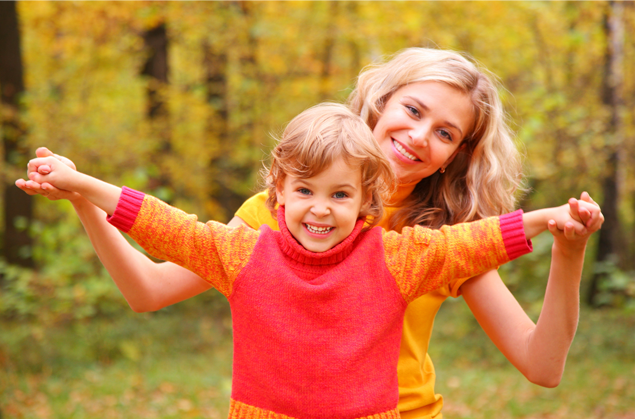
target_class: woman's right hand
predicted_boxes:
[15,147,83,202]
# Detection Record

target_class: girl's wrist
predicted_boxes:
[71,195,96,211]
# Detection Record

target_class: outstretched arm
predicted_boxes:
[462,192,603,387]
[16,149,212,312]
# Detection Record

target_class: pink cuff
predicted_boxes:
[106,186,145,233]
[499,209,533,260]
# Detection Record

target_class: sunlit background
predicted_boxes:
[1,2,634,418]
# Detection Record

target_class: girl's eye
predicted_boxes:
[333,191,348,199]
[298,188,312,195]
[405,105,420,118]
[438,129,453,142]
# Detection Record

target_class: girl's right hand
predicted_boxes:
[15,147,82,202]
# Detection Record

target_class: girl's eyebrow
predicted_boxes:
[292,177,358,191]
[404,95,464,137]
[332,183,358,190]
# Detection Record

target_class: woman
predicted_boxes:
[17,48,602,418]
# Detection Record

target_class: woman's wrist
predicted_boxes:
[551,238,587,260]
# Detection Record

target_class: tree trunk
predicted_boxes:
[347,1,361,82]
[205,1,261,221]
[202,36,233,220]
[319,1,339,101]
[0,1,33,268]
[140,22,171,195]
[588,1,624,306]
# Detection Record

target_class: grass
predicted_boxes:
[2,297,634,419]
[430,299,635,419]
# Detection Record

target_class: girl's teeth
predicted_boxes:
[306,224,333,234]
[393,140,418,161]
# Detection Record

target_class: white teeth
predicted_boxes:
[393,140,418,161]
[305,224,333,234]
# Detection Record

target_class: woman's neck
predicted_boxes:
[385,180,419,207]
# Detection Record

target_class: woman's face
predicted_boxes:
[373,81,475,185]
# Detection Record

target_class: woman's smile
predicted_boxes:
[391,138,422,163]
[373,81,474,184]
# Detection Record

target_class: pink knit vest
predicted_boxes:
[229,209,405,418]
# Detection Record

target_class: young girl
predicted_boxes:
[24,103,596,419]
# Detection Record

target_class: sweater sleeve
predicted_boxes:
[107,187,259,298]
[382,210,532,303]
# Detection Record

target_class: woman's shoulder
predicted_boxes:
[234,190,280,231]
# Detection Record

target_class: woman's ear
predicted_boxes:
[442,143,467,170]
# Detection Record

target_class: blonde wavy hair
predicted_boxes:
[348,48,524,230]
[265,103,394,229]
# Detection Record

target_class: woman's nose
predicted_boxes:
[409,124,430,147]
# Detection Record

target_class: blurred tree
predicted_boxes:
[319,1,339,101]
[2,1,633,315]
[203,34,229,215]
[208,1,262,220]
[0,0,33,269]
[141,21,172,199]
[589,1,626,307]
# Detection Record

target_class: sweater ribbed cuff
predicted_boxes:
[499,209,533,260]
[106,186,145,233]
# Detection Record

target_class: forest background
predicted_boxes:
[1,1,634,418]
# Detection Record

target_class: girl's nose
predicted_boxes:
[310,200,331,217]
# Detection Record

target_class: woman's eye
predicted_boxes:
[405,105,420,118]
[333,191,348,199]
[298,188,311,195]
[438,129,453,142]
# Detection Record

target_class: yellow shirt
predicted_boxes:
[235,186,473,419]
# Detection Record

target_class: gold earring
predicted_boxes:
[439,167,446,174]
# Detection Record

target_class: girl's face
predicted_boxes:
[276,157,368,253]
[372,81,475,185]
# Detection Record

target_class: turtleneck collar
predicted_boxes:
[275,206,366,266]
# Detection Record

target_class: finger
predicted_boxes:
[567,220,587,237]
[37,164,52,175]
[40,182,80,201]
[27,157,52,175]
[587,210,605,232]
[24,180,50,196]
[568,198,582,222]
[564,222,578,240]
[580,191,597,205]
[28,169,48,184]
[578,206,591,226]
[54,154,77,170]
[25,180,44,190]
[36,147,55,158]
[15,179,39,196]
[548,219,563,235]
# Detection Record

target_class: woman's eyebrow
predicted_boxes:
[405,95,464,137]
